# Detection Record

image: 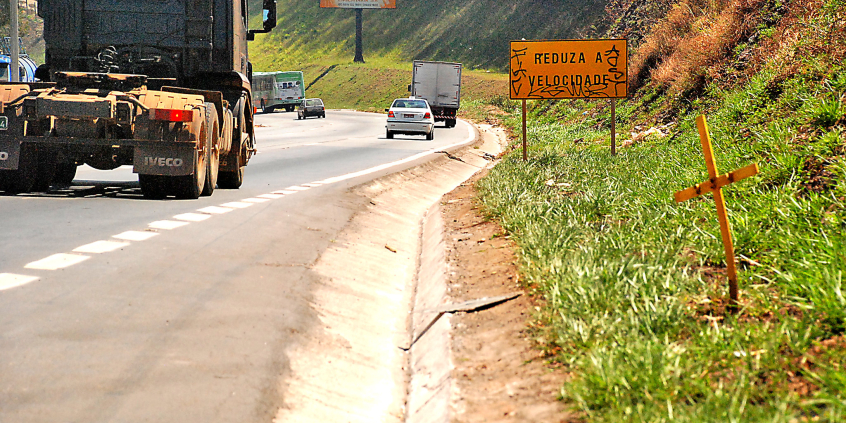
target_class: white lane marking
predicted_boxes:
[174,213,211,222]
[284,186,311,191]
[243,197,271,203]
[320,121,475,185]
[25,253,90,270]
[149,220,190,230]
[220,201,253,209]
[303,183,323,187]
[197,206,233,214]
[271,190,298,195]
[257,193,284,199]
[0,273,39,291]
[113,231,159,242]
[73,240,131,254]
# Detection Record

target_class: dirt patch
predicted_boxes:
[442,172,578,423]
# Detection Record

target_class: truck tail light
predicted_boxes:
[388,111,395,118]
[151,108,194,122]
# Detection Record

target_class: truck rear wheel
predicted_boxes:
[201,102,219,197]
[218,96,247,189]
[218,166,244,189]
[0,144,37,194]
[139,175,168,200]
[54,162,78,185]
[171,106,209,199]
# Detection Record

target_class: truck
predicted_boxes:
[0,38,39,83]
[0,0,277,199]
[409,60,462,128]
[252,71,305,113]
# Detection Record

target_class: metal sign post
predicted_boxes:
[522,100,528,161]
[611,99,616,155]
[674,116,759,308]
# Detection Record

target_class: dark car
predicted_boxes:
[297,98,325,119]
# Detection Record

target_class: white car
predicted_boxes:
[386,98,435,140]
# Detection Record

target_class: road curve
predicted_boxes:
[0,110,476,422]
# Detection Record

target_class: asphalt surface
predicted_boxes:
[0,110,475,422]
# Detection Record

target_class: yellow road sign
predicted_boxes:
[510,39,628,99]
[319,0,396,8]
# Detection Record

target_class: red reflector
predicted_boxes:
[388,111,395,118]
[152,108,194,122]
[424,112,431,119]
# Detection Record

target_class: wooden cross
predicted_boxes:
[674,116,759,306]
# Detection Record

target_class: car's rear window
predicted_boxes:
[392,100,427,109]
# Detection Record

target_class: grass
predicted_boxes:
[473,0,846,420]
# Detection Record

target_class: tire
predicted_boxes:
[171,106,209,199]
[201,102,219,197]
[31,149,57,192]
[446,118,456,128]
[54,162,78,185]
[139,174,168,199]
[0,144,37,194]
[426,129,434,141]
[386,130,394,139]
[218,96,246,189]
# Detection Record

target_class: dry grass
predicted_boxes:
[629,0,771,95]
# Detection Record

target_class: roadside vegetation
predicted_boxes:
[474,0,846,420]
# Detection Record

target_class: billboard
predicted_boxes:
[510,39,628,100]
[319,0,396,8]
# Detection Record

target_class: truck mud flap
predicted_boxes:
[0,139,22,170]
[133,145,197,177]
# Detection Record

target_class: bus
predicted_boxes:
[0,37,38,82]
[252,71,305,113]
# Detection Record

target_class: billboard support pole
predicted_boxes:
[522,100,528,162]
[611,99,617,155]
[354,8,365,63]
[10,0,20,83]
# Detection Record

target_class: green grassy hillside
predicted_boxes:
[250,0,608,71]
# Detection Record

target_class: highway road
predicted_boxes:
[0,110,476,422]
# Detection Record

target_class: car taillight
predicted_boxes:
[151,108,194,122]
[388,111,395,118]
[424,112,431,119]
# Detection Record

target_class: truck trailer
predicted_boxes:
[409,60,462,128]
[0,0,277,199]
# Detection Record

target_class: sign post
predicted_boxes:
[320,0,396,64]
[522,100,528,161]
[510,39,628,157]
[674,116,760,308]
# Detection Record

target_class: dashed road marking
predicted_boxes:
[197,206,233,214]
[173,213,211,222]
[74,240,131,254]
[0,273,39,291]
[25,253,90,270]
[272,190,299,195]
[220,201,253,209]
[258,193,285,199]
[113,231,159,242]
[149,220,190,230]
[243,197,272,203]
[284,186,311,191]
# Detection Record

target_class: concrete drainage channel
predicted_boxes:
[271,122,506,422]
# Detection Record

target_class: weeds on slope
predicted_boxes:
[476,1,846,420]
